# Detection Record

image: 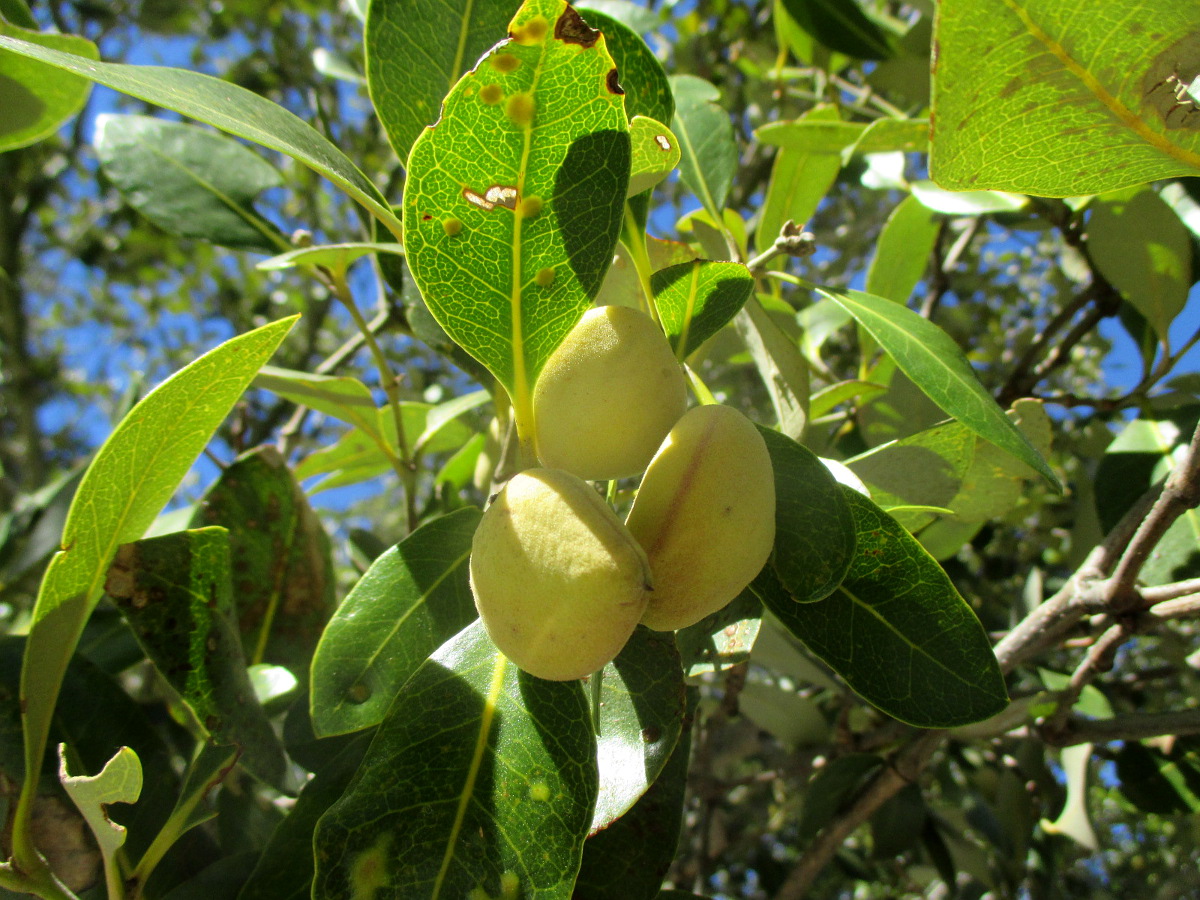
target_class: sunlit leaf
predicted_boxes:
[670,74,736,220]
[652,259,753,359]
[734,298,808,440]
[757,105,842,251]
[865,194,939,305]
[0,21,96,151]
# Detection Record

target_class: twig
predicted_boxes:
[1045,708,1200,747]
[1042,620,1131,737]
[1147,594,1200,621]
[747,220,816,274]
[1141,578,1200,606]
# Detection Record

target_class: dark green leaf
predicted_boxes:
[670,74,736,220]
[0,35,399,233]
[163,853,262,900]
[0,0,36,28]
[104,528,286,786]
[93,114,287,253]
[593,627,685,831]
[819,288,1059,489]
[309,509,481,737]
[312,620,597,899]
[365,0,518,164]
[780,0,893,60]
[758,488,1009,728]
[1115,739,1200,815]
[652,259,753,359]
[0,21,96,151]
[759,427,855,603]
[189,447,336,677]
[403,0,630,442]
[675,590,762,679]
[796,753,884,841]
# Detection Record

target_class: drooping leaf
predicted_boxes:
[309,509,481,738]
[759,426,855,603]
[756,105,842,251]
[189,447,337,676]
[92,114,287,253]
[0,21,96,151]
[0,35,399,234]
[575,689,694,900]
[779,0,893,61]
[758,487,1009,728]
[256,242,405,273]
[865,194,939,305]
[15,316,295,865]
[819,287,1059,488]
[592,627,686,832]
[670,74,737,220]
[365,0,518,164]
[931,0,1200,195]
[403,0,630,440]
[1087,186,1192,340]
[312,619,597,899]
[104,528,287,786]
[652,259,753,359]
[734,298,809,440]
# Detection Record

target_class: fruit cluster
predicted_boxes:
[469,304,777,680]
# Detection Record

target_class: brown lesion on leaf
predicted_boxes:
[606,67,624,95]
[655,134,672,151]
[555,5,599,48]
[1142,32,1200,131]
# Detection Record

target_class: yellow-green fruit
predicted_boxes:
[533,304,687,481]
[627,405,776,631]
[470,468,652,680]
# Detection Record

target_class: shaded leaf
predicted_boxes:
[739,679,830,748]
[1115,739,1200,815]
[104,528,286,787]
[189,447,337,676]
[652,259,753,359]
[670,74,737,219]
[758,488,1009,728]
[675,590,762,679]
[59,744,141,862]
[735,298,809,439]
[931,0,1200,195]
[779,0,893,60]
[820,287,1059,488]
[309,509,481,737]
[0,20,96,151]
[313,619,597,899]
[365,0,518,163]
[796,753,884,841]
[93,114,287,253]
[403,0,630,441]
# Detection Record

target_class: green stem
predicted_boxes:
[683,363,717,406]
[619,204,662,327]
[0,862,79,900]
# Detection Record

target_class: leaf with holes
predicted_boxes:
[403,0,630,445]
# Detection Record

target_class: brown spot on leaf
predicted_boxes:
[606,67,624,95]
[555,5,599,47]
[1142,32,1200,131]
[480,83,503,105]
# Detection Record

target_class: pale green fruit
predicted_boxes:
[626,405,776,631]
[470,468,652,680]
[533,304,687,481]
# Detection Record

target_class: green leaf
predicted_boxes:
[865,194,939,305]
[575,690,693,900]
[254,365,383,443]
[15,315,294,866]
[779,0,893,60]
[756,105,842,251]
[739,679,830,748]
[796,753,884,841]
[592,627,685,832]
[309,509,481,738]
[403,0,630,439]
[758,488,1009,728]
[0,21,97,151]
[104,528,287,787]
[819,287,1059,489]
[0,0,37,29]
[670,74,737,220]
[188,447,336,676]
[628,117,680,196]
[256,242,405,273]
[1115,739,1200,815]
[759,427,855,603]
[312,619,597,899]
[578,5,672,124]
[755,117,927,155]
[930,0,1200,195]
[93,114,287,253]
[734,297,809,440]
[365,0,518,164]
[909,180,1028,215]
[59,743,141,860]
[0,35,399,234]
[1042,744,1098,851]
[652,259,753,359]
[1087,186,1192,340]
[675,590,762,678]
[415,389,491,454]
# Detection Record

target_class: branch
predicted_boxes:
[1045,708,1200,747]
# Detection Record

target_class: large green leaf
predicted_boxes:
[93,114,288,253]
[756,105,842,251]
[0,21,96,151]
[577,5,672,124]
[403,0,630,441]
[865,194,939,305]
[365,0,518,163]
[104,528,287,787]
[0,35,399,234]
[313,619,597,899]
[931,0,1200,195]
[759,427,855,603]
[189,447,336,676]
[13,316,294,868]
[670,74,736,221]
[309,509,481,738]
[592,627,685,832]
[758,488,1009,728]
[652,259,753,359]
[819,287,1058,489]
